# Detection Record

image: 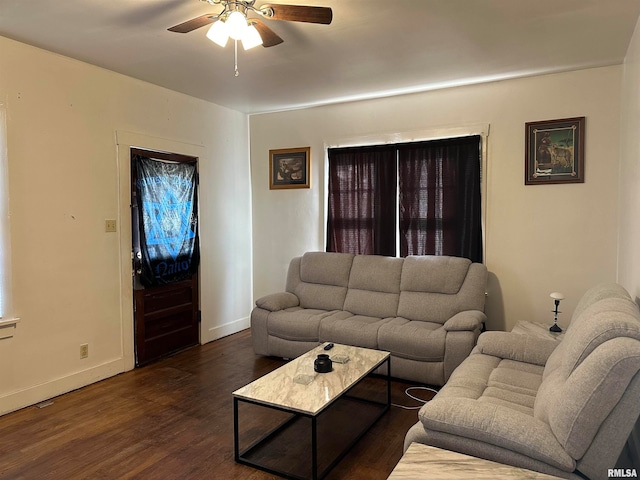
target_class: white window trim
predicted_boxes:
[0,102,17,337]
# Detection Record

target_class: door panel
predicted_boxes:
[134,275,199,367]
[131,148,200,367]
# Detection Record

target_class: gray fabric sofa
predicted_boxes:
[251,251,488,386]
[404,283,640,479]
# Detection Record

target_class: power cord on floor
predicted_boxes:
[392,386,439,410]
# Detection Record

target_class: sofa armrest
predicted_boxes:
[419,398,575,471]
[443,311,486,332]
[475,331,558,366]
[255,292,300,312]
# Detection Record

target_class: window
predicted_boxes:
[0,103,16,329]
[327,135,483,262]
[326,145,397,256]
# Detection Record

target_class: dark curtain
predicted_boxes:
[398,136,482,262]
[326,146,397,255]
[133,156,200,286]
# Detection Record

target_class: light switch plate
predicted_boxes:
[105,219,117,232]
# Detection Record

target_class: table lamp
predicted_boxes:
[550,292,565,332]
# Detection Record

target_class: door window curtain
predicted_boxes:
[133,156,200,286]
[326,146,397,255]
[398,136,483,262]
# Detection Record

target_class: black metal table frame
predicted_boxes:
[233,356,391,480]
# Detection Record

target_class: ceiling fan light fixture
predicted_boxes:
[242,24,263,50]
[206,20,229,47]
[168,1,333,75]
[226,10,248,40]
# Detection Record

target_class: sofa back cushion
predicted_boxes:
[534,284,640,460]
[344,255,404,318]
[397,256,487,323]
[286,252,354,311]
[569,282,632,324]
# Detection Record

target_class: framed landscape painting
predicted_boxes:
[525,117,585,185]
[269,147,310,189]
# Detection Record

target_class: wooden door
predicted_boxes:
[131,148,200,367]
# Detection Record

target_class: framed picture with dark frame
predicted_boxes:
[525,117,585,185]
[269,147,311,190]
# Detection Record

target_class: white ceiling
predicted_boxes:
[1,0,639,114]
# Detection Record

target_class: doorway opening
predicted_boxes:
[130,148,200,367]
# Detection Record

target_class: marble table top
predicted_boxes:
[233,343,389,416]
[388,443,563,479]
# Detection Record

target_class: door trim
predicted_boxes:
[116,130,205,372]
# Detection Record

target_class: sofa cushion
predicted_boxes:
[319,311,392,349]
[397,292,450,324]
[400,256,471,294]
[535,337,640,460]
[378,318,445,362]
[291,252,354,311]
[295,282,349,311]
[561,298,640,375]
[480,361,543,414]
[266,307,334,342]
[343,255,403,318]
[418,397,575,471]
[539,284,636,384]
[569,282,632,324]
[397,257,486,324]
[300,251,354,287]
[437,353,501,400]
[436,350,544,415]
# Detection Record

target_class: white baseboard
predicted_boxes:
[205,316,250,344]
[0,358,124,416]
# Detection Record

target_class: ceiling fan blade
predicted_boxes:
[168,14,218,33]
[252,19,284,47]
[261,4,333,24]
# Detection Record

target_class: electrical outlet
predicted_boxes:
[80,343,89,359]
[105,219,117,233]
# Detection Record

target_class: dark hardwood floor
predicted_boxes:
[0,330,434,479]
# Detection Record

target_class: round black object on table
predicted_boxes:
[314,354,333,373]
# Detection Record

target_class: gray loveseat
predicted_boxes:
[405,283,640,479]
[251,251,488,386]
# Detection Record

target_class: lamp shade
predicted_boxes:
[226,11,248,40]
[242,24,263,50]
[550,292,565,301]
[206,20,229,47]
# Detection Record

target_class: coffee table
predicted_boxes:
[233,343,391,480]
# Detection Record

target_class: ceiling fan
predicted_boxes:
[168,0,333,49]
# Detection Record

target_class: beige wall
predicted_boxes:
[250,66,622,332]
[619,18,640,301]
[0,36,253,414]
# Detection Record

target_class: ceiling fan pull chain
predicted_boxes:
[234,39,239,77]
